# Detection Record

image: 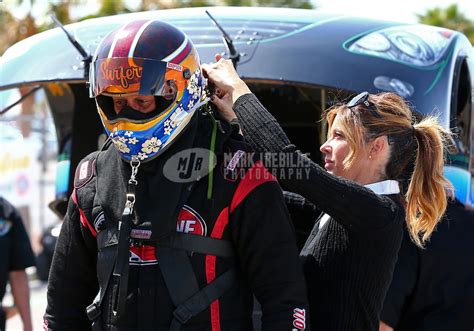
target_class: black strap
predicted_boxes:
[86,236,117,324]
[157,244,238,331]
[155,207,238,331]
[86,209,132,325]
[155,246,201,306]
[155,232,234,258]
[87,163,234,328]
[111,208,133,320]
[81,152,117,328]
[149,181,203,306]
[170,268,238,331]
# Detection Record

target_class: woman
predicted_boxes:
[202,57,452,331]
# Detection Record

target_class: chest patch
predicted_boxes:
[0,219,12,236]
[129,245,157,266]
[74,158,95,189]
[176,205,207,236]
[79,161,89,180]
[226,150,245,172]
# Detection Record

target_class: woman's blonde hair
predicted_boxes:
[324,92,452,247]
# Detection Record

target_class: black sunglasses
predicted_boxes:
[347,91,399,144]
[347,91,382,119]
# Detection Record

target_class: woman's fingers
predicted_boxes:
[210,92,237,122]
[202,56,248,103]
[214,88,223,98]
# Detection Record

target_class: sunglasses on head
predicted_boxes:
[348,91,402,145]
[347,91,382,119]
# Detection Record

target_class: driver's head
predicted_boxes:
[89,19,205,161]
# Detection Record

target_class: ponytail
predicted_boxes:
[405,117,452,247]
[330,92,453,247]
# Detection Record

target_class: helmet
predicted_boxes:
[89,19,206,161]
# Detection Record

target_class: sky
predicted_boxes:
[3,0,474,24]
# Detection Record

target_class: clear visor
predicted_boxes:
[89,57,189,98]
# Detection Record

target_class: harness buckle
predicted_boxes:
[86,302,102,321]
[123,193,136,216]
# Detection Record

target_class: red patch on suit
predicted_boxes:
[129,245,157,266]
[176,205,207,236]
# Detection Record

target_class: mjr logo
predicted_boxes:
[163,148,216,183]
[178,152,203,180]
[176,205,207,236]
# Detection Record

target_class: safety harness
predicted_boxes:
[85,115,239,330]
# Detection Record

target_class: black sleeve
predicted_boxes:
[229,180,309,331]
[283,190,318,214]
[44,194,98,331]
[233,94,291,153]
[234,93,398,230]
[380,230,419,327]
[6,202,35,271]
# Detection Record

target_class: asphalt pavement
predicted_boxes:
[5,279,47,331]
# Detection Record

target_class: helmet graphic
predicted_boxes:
[89,19,206,161]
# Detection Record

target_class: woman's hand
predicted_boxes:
[202,54,251,104]
[210,91,236,123]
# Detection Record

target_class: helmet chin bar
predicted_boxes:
[116,108,197,163]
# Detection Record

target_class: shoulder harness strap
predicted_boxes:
[81,148,119,329]
[156,244,237,331]
[86,144,239,329]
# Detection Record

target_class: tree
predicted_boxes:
[0,9,37,55]
[79,0,130,20]
[417,4,474,44]
[98,0,130,16]
[254,0,312,9]
[223,0,312,8]
[172,0,213,9]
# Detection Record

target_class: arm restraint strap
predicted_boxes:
[158,232,234,258]
[155,246,201,306]
[170,268,237,331]
[156,246,237,331]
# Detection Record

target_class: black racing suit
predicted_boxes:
[44,113,309,331]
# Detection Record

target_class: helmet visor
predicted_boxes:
[89,57,189,98]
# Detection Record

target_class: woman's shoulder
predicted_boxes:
[347,193,404,233]
[378,194,406,226]
[385,194,405,212]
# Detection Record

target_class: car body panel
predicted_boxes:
[1,6,473,207]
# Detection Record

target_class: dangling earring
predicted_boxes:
[369,155,372,159]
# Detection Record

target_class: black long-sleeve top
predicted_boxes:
[233,93,404,331]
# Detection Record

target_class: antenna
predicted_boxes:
[51,15,92,79]
[205,10,240,67]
